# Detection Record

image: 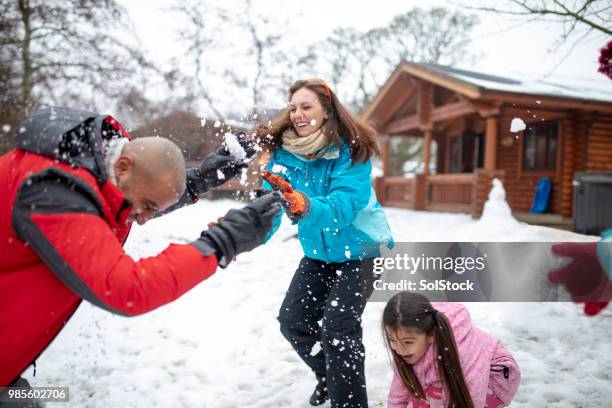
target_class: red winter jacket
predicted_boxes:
[0,107,218,386]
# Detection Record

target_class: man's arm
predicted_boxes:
[13,168,281,316]
[12,168,219,316]
[160,132,257,216]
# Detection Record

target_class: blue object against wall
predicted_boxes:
[530,177,552,213]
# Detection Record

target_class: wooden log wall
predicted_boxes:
[496,106,570,214]
[560,112,612,217]
[586,114,612,172]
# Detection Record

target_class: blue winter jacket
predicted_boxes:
[264,142,394,263]
[599,228,612,279]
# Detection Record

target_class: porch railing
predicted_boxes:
[425,173,473,213]
[376,176,415,208]
[375,170,504,217]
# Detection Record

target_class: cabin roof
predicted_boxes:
[412,62,612,104]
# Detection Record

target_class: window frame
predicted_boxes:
[518,120,561,179]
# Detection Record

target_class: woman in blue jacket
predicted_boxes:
[253,78,393,407]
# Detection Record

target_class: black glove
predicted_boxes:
[197,192,282,267]
[186,132,257,198]
[215,131,257,159]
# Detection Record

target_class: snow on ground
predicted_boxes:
[25,193,611,407]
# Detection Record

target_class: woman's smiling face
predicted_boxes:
[288,87,327,136]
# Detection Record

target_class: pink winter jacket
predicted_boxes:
[387,303,520,408]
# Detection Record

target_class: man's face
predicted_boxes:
[114,157,179,225]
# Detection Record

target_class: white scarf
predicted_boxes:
[103,137,129,184]
[281,128,328,159]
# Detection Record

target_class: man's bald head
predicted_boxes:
[114,137,186,225]
[121,137,186,198]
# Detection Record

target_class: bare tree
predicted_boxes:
[452,0,611,73]
[305,7,479,111]
[171,0,299,121]
[171,1,226,120]
[0,0,156,150]
[458,0,611,37]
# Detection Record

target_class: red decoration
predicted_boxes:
[598,40,612,80]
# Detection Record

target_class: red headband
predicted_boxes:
[305,77,332,99]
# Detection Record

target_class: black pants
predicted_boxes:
[278,257,377,408]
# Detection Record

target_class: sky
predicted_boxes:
[118,0,612,116]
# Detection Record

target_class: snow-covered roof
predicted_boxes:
[412,62,612,104]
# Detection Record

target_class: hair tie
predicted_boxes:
[429,309,438,317]
[304,77,332,99]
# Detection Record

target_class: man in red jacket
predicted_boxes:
[0,107,281,396]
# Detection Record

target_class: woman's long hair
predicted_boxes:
[250,78,379,163]
[382,292,474,408]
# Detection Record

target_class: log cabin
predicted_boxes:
[363,62,612,227]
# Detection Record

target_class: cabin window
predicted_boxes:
[523,121,558,171]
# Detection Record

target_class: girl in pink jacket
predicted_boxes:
[383,292,520,408]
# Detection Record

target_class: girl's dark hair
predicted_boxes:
[250,78,380,163]
[382,292,474,408]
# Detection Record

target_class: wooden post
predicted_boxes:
[423,129,432,176]
[381,135,390,177]
[484,116,498,171]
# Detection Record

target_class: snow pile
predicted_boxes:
[469,178,524,240]
[479,179,518,225]
[223,132,247,161]
[510,118,526,132]
[22,199,608,407]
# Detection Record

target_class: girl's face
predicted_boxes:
[386,326,434,365]
[288,87,328,137]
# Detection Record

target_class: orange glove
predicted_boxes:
[262,170,293,193]
[262,170,309,217]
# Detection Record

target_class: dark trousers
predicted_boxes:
[278,257,377,408]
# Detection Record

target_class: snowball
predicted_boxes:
[331,300,338,307]
[344,249,351,258]
[224,132,247,160]
[213,121,221,128]
[2,124,10,133]
[309,342,322,356]
[239,167,248,186]
[200,118,206,127]
[216,170,225,180]
[271,164,287,174]
[310,119,317,126]
[510,118,526,132]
